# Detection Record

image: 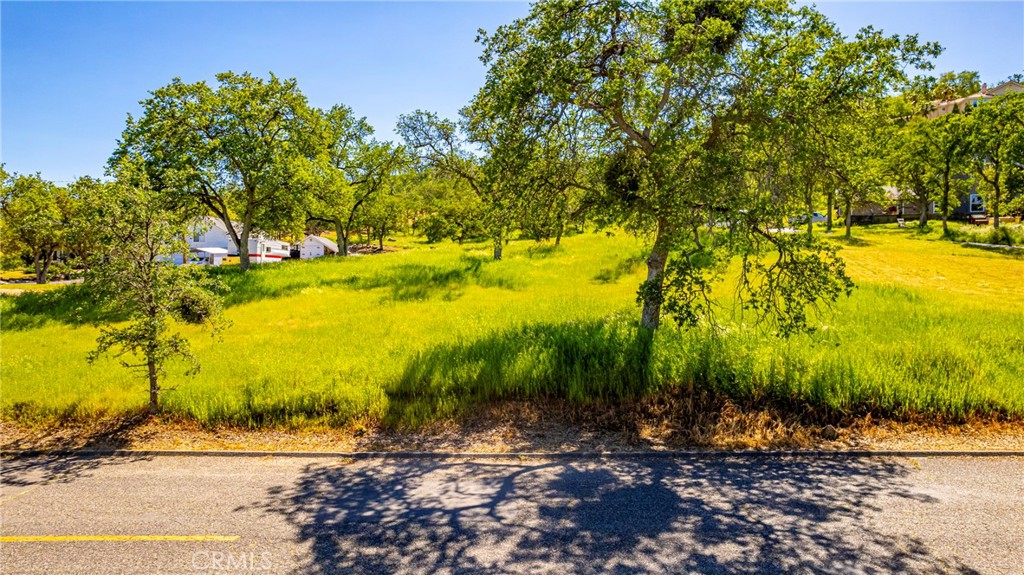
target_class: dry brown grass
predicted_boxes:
[3,395,1022,454]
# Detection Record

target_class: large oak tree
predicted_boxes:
[476,0,936,331]
[113,72,315,270]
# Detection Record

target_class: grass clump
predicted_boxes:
[388,315,655,425]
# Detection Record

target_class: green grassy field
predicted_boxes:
[2,223,1023,428]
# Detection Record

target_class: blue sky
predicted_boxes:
[3,1,1022,183]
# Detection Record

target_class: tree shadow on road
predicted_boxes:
[1,415,153,488]
[251,456,980,575]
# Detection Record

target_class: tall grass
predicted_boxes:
[2,225,1023,428]
[943,222,1024,246]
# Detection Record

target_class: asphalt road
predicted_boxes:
[1,454,1022,574]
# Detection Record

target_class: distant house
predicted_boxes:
[848,187,933,218]
[187,217,290,263]
[295,235,339,259]
[840,82,1022,225]
[925,80,1023,119]
[846,185,987,222]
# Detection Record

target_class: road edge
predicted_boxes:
[3,448,1024,459]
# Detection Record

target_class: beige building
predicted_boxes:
[926,80,1024,119]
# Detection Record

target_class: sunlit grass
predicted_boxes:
[2,224,1022,427]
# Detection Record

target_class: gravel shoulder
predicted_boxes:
[3,405,1022,454]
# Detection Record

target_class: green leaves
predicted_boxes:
[85,157,229,408]
[963,90,1024,223]
[476,0,932,331]
[0,172,72,282]
[114,72,318,269]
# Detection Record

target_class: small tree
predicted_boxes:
[65,176,117,271]
[398,110,514,260]
[358,180,410,250]
[87,159,228,414]
[409,172,488,244]
[926,111,972,235]
[889,117,940,228]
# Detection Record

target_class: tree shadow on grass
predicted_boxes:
[214,255,519,307]
[828,235,872,247]
[341,256,521,303]
[959,243,1024,259]
[593,252,646,283]
[250,456,979,574]
[0,284,123,332]
[385,318,654,427]
[3,257,523,330]
[525,243,561,259]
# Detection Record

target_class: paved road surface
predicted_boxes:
[1,454,1022,574]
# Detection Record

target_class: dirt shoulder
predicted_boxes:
[3,399,1023,454]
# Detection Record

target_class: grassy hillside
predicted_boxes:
[2,224,1023,428]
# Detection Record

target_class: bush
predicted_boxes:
[945,223,1024,246]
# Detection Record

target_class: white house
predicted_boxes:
[187,217,290,264]
[296,235,340,259]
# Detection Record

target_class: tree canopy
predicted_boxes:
[475,0,937,331]
[113,71,317,270]
[86,158,228,413]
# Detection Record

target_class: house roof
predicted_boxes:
[928,81,1024,117]
[985,80,1024,96]
[302,235,339,253]
[191,247,229,255]
[195,216,279,241]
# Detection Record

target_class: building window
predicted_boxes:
[969,194,984,213]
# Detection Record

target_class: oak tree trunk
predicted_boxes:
[238,234,251,270]
[42,252,53,284]
[33,249,44,284]
[147,356,159,415]
[639,218,669,330]
[826,192,834,232]
[493,238,503,261]
[941,185,950,236]
[844,200,853,239]
[35,250,54,284]
[992,185,1001,229]
[335,222,349,256]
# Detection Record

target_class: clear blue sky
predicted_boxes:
[3,1,1022,183]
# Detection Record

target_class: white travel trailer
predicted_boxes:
[248,238,291,263]
[296,235,340,259]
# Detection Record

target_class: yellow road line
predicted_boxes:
[0,485,43,506]
[0,535,239,542]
